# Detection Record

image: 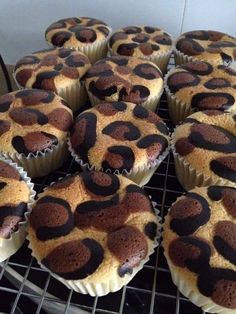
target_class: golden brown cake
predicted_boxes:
[27,171,160,296]
[174,30,236,66]
[163,185,236,314]
[0,157,35,262]
[165,61,236,124]
[172,110,236,190]
[45,17,112,64]
[13,47,91,112]
[108,25,173,73]
[85,56,164,112]
[69,102,170,186]
[0,89,73,177]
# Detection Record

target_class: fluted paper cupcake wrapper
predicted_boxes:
[27,176,161,297]
[0,156,36,262]
[1,139,69,178]
[68,138,170,186]
[164,68,196,125]
[170,132,235,191]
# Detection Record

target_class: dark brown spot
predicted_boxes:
[47,108,72,131]
[0,161,20,180]
[175,137,195,156]
[0,120,10,136]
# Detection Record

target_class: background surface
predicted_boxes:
[1,0,236,64]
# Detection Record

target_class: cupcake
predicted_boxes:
[45,17,112,64]
[174,30,236,66]
[0,157,35,262]
[108,25,173,73]
[163,185,236,314]
[27,171,160,296]
[85,56,164,112]
[0,89,73,178]
[13,47,91,112]
[172,110,236,190]
[69,102,170,186]
[165,61,236,124]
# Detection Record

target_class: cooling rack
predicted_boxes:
[0,57,208,314]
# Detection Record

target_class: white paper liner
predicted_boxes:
[164,68,196,124]
[68,138,170,186]
[0,156,36,262]
[27,177,161,296]
[170,131,235,191]
[1,139,69,179]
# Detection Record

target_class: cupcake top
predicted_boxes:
[175,30,236,65]
[28,171,158,283]
[70,102,169,172]
[0,160,31,239]
[166,61,236,113]
[0,89,73,155]
[108,26,172,57]
[85,56,163,104]
[45,17,111,48]
[163,185,236,310]
[173,110,236,186]
[14,48,91,91]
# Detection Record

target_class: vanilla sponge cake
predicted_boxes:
[27,171,160,296]
[163,185,236,313]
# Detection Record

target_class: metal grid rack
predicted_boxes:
[0,58,209,314]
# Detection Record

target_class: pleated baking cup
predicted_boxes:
[1,139,69,179]
[170,134,235,191]
[87,85,164,113]
[164,69,195,125]
[0,157,36,262]
[68,138,170,186]
[27,187,161,296]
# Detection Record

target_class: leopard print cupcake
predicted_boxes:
[85,56,164,112]
[0,89,73,177]
[27,171,160,296]
[69,102,170,186]
[165,61,236,124]
[14,47,91,112]
[45,17,112,64]
[0,157,35,262]
[174,30,236,66]
[172,110,236,190]
[163,185,236,314]
[108,26,173,73]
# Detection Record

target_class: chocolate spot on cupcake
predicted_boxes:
[45,19,67,32]
[88,80,117,99]
[204,78,231,89]
[144,222,158,240]
[102,145,135,171]
[210,156,236,182]
[15,89,55,105]
[0,120,10,136]
[15,55,40,70]
[47,108,72,131]
[70,112,97,163]
[139,43,154,55]
[182,61,213,75]
[51,174,76,189]
[117,43,138,56]
[109,32,128,47]
[54,63,63,71]
[167,71,200,93]
[81,171,120,196]
[61,67,79,79]
[42,238,104,280]
[9,108,48,126]
[119,85,150,104]
[32,71,58,91]
[169,236,212,273]
[58,48,72,58]
[86,18,107,26]
[153,34,171,45]
[0,94,13,112]
[97,26,110,36]
[95,102,127,116]
[203,110,225,116]
[109,56,129,66]
[137,134,168,161]
[122,184,153,213]
[0,182,6,191]
[189,123,236,153]
[133,104,149,119]
[15,69,33,86]
[102,121,141,141]
[65,54,89,67]
[0,161,20,180]
[115,66,132,75]
[40,54,58,67]
[208,31,224,41]
[123,26,142,34]
[209,41,236,48]
[75,28,97,43]
[30,196,74,241]
[51,31,72,46]
[86,62,113,78]
[176,38,204,55]
[133,63,161,80]
[107,225,148,277]
[132,33,149,43]
[184,30,209,40]
[169,193,210,236]
[156,121,169,135]
[144,26,156,33]
[175,137,195,156]
[12,132,58,155]
[213,220,236,265]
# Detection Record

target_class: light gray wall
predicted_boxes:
[1,0,236,64]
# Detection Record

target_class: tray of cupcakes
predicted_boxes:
[0,15,235,314]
